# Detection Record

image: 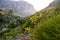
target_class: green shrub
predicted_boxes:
[33,15,60,40]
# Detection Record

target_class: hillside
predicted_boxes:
[1,0,60,40]
[28,0,60,27]
[29,0,60,40]
[0,9,27,40]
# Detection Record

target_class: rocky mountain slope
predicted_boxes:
[0,0,36,17]
[49,0,60,7]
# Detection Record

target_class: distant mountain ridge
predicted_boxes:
[49,0,60,7]
[0,0,36,17]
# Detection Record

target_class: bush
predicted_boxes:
[33,15,60,40]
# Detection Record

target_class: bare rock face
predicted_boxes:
[49,0,60,7]
[0,0,36,17]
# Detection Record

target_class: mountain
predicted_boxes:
[49,0,60,7]
[1,0,60,40]
[0,0,36,17]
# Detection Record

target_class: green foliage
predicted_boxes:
[32,7,60,40]
[33,15,60,40]
[0,4,60,40]
[30,7,60,24]
[0,9,26,40]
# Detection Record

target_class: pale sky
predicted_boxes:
[14,0,54,11]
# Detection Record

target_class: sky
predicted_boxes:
[14,0,54,11]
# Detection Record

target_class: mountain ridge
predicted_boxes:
[48,0,60,7]
[0,0,36,17]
